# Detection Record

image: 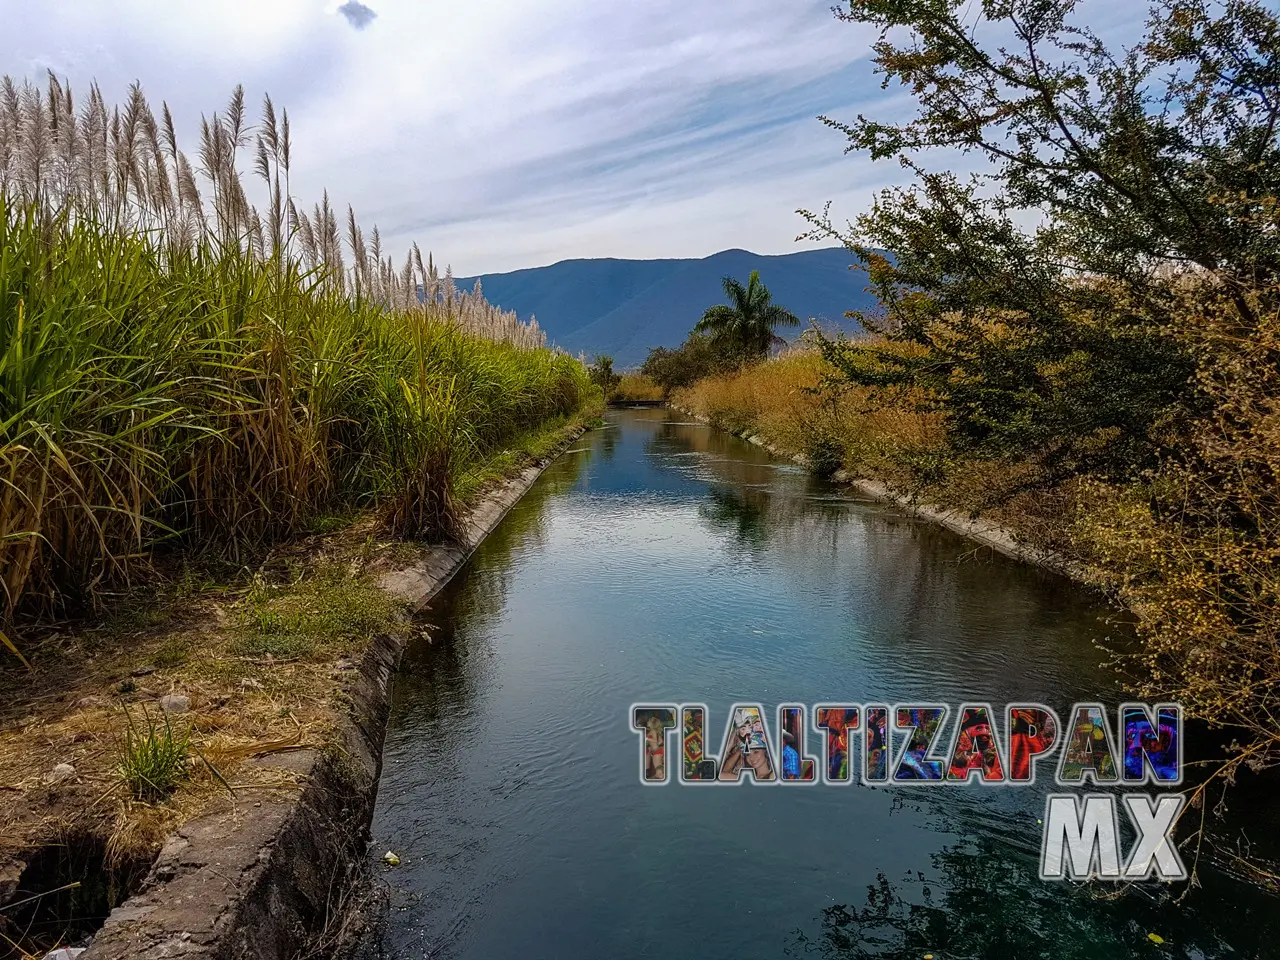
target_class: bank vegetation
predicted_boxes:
[0,76,596,661]
[675,0,1280,883]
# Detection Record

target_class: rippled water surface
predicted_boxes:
[369,409,1279,960]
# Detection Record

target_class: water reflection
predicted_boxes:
[789,813,1271,960]
[369,409,1279,960]
[700,485,772,553]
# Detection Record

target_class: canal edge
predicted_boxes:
[670,403,1088,583]
[80,420,592,960]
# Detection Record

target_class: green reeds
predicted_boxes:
[0,76,596,656]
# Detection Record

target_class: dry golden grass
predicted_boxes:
[0,531,418,875]
[614,373,664,402]
[672,351,941,477]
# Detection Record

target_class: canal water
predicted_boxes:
[368,409,1279,960]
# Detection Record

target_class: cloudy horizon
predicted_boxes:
[4,1,1145,276]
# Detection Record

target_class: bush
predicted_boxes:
[641,333,750,395]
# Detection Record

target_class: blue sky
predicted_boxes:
[3,0,1146,275]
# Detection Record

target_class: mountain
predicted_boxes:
[457,246,878,367]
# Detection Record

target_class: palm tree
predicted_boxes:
[695,270,800,359]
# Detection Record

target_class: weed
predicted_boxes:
[117,708,190,803]
[152,640,192,669]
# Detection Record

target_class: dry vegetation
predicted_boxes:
[0,525,411,955]
[612,373,664,402]
[675,292,1280,886]
[673,350,935,475]
[675,0,1280,888]
[672,350,1080,554]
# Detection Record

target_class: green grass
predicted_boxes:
[231,562,404,660]
[117,707,190,802]
[452,410,595,505]
[0,196,595,647]
[152,638,193,669]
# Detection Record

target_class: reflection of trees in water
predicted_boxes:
[597,421,619,462]
[700,485,772,553]
[789,831,1249,960]
[648,418,856,559]
[395,446,589,702]
[646,419,780,486]
[645,412,1125,695]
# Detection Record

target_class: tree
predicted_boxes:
[587,355,621,397]
[640,333,742,395]
[802,0,1280,822]
[802,0,1280,485]
[695,271,800,359]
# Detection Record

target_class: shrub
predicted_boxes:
[641,333,749,395]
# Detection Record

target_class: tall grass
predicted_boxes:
[613,373,664,402]
[672,351,941,478]
[0,75,594,647]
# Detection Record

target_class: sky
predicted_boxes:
[3,1,1146,276]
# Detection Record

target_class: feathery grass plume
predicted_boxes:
[0,73,591,660]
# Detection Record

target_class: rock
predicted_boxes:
[0,857,25,903]
[44,949,88,960]
[241,678,264,692]
[131,665,157,677]
[75,695,105,710]
[158,694,190,715]
[45,763,77,784]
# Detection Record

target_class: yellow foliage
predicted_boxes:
[672,350,942,480]
[613,373,665,402]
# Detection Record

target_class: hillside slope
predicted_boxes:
[458,247,878,366]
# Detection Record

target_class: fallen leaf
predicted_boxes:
[1148,933,1165,945]
[383,851,401,866]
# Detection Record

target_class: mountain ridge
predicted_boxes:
[457,246,879,366]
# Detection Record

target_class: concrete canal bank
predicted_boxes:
[60,423,590,960]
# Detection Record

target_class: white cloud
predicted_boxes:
[0,0,1149,275]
